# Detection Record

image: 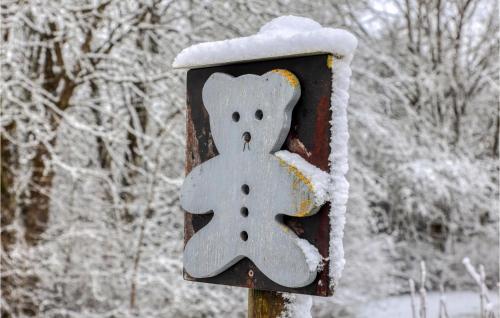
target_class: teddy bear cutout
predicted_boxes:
[180,70,328,288]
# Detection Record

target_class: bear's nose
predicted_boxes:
[242,132,251,143]
[242,132,251,151]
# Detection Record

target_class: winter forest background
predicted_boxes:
[1,0,498,317]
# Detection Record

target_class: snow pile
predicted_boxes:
[259,16,321,35]
[295,238,323,272]
[174,15,356,294]
[280,293,313,318]
[354,291,499,318]
[173,15,357,68]
[275,150,330,205]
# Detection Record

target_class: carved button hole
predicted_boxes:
[241,207,249,217]
[232,112,240,122]
[242,131,251,142]
[241,184,250,195]
[240,231,248,241]
[255,109,263,120]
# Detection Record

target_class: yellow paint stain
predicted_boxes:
[292,176,300,190]
[295,199,313,217]
[278,159,287,168]
[272,69,299,87]
[277,158,314,193]
[327,55,333,69]
[280,224,289,233]
[277,157,317,217]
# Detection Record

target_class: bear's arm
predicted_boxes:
[269,152,330,217]
[180,157,221,214]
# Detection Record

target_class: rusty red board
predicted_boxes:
[184,54,333,296]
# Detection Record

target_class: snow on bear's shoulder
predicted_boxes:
[275,150,330,206]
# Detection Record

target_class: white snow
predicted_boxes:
[462,257,481,285]
[275,150,330,206]
[280,293,313,318]
[328,50,354,290]
[174,15,356,295]
[356,291,499,318]
[276,51,355,290]
[295,238,323,272]
[172,15,357,69]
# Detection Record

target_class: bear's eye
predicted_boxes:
[232,112,240,122]
[255,109,263,120]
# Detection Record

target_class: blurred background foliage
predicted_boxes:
[1,0,498,317]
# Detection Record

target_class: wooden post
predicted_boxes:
[248,289,286,318]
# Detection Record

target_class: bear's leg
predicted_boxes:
[184,218,242,278]
[249,228,318,288]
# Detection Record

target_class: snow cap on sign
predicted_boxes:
[172,15,357,69]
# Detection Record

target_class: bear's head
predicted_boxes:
[202,70,301,155]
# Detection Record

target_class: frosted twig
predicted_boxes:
[409,278,417,318]
[480,265,486,318]
[463,257,495,318]
[419,261,427,318]
[439,284,449,318]
[463,257,481,285]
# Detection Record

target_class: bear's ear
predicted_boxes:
[262,69,301,111]
[202,72,234,115]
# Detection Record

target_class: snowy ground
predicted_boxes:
[315,291,499,318]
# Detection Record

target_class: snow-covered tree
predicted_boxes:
[329,0,499,298]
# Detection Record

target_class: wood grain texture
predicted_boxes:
[184,54,333,296]
[248,290,286,318]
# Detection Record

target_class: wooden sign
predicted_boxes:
[182,54,334,296]
[181,69,328,288]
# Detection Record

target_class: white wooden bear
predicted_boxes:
[180,70,328,288]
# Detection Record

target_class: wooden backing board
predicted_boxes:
[184,54,333,296]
